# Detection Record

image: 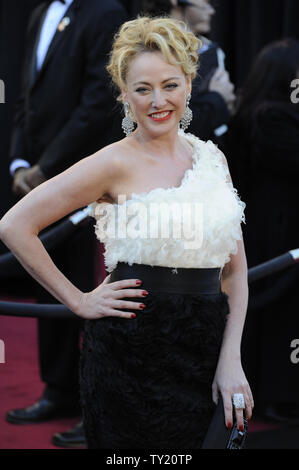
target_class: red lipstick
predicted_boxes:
[148,111,173,122]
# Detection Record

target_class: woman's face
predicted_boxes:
[182,0,215,35]
[123,51,191,138]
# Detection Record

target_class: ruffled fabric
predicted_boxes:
[90,130,246,273]
[80,289,229,449]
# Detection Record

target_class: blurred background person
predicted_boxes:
[227,38,299,423]
[6,0,127,448]
[141,0,236,146]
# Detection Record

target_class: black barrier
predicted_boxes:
[248,263,299,311]
[248,250,299,283]
[247,249,299,311]
[0,248,298,319]
[0,300,75,318]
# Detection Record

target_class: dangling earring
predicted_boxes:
[180,93,193,131]
[122,102,135,136]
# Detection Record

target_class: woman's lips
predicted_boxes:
[148,111,173,122]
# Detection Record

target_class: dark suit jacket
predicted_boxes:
[10,0,127,178]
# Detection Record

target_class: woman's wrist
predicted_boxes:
[69,290,86,317]
[219,344,241,363]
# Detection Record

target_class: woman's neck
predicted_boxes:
[133,127,184,159]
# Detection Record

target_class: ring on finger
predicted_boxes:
[232,393,245,409]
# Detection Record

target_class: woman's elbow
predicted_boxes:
[0,214,14,242]
[0,209,31,244]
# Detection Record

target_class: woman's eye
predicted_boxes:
[135,84,178,92]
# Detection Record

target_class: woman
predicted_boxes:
[0,17,253,448]
[227,38,299,422]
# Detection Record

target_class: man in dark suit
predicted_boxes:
[7,0,127,447]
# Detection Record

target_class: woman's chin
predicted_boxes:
[148,122,179,137]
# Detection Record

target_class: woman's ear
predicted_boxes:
[121,91,128,104]
[186,75,192,96]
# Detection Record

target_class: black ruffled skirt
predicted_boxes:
[80,263,229,449]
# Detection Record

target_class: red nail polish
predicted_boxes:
[227,422,232,429]
[142,291,148,296]
[131,314,136,318]
[140,304,146,309]
[136,280,142,285]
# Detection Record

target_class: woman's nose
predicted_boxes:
[151,91,167,108]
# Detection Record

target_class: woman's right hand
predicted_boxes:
[76,274,148,320]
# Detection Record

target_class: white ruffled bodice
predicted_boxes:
[90,131,245,273]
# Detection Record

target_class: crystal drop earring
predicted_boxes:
[121,102,135,136]
[180,93,193,131]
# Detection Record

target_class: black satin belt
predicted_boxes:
[109,262,222,295]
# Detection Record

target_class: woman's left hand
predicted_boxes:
[212,354,254,431]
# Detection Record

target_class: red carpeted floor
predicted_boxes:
[0,309,80,450]
[1,300,298,449]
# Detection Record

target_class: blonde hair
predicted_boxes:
[107,16,200,99]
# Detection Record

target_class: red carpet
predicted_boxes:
[0,309,80,449]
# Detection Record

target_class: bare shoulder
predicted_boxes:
[71,140,132,197]
[88,141,126,171]
[90,139,135,174]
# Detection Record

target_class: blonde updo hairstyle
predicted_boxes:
[107,16,200,101]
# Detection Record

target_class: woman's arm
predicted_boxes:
[220,237,248,360]
[0,148,115,312]
[0,147,146,318]
[211,150,254,431]
[213,238,254,432]
[218,149,249,358]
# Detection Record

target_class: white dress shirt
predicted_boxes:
[10,0,74,176]
[36,0,73,71]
